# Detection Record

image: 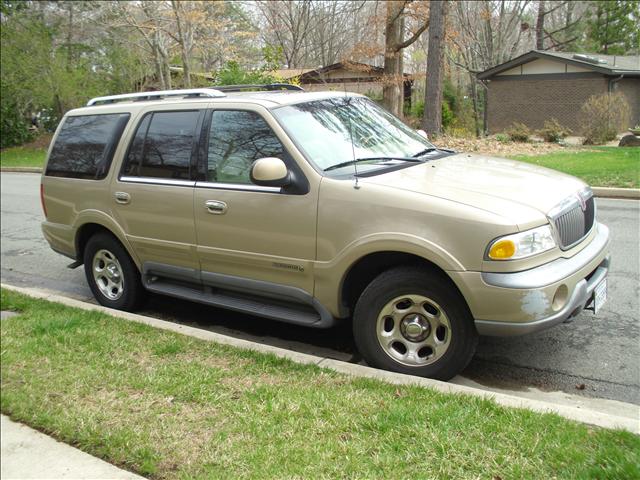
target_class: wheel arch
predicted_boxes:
[339,251,469,316]
[74,218,139,268]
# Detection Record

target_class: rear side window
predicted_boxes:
[121,110,200,180]
[46,113,130,179]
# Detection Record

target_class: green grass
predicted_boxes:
[1,289,638,479]
[0,146,46,168]
[511,147,640,188]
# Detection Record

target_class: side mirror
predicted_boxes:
[250,157,290,187]
[417,129,429,140]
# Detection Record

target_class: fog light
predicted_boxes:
[552,285,569,311]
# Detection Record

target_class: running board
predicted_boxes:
[142,276,335,328]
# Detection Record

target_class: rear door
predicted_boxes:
[111,107,204,275]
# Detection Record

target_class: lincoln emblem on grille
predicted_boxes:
[577,194,587,212]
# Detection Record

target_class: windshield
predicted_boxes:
[272,96,435,173]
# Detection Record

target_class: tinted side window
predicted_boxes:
[121,114,151,177]
[122,111,199,180]
[46,113,130,179]
[208,110,288,184]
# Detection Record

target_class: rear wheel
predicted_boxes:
[353,267,478,381]
[83,233,144,311]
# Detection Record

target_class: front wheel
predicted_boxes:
[353,267,478,381]
[83,233,145,311]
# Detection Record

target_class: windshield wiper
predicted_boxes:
[412,147,438,158]
[324,156,423,172]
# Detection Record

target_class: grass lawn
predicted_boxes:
[1,289,638,479]
[0,146,47,168]
[511,147,640,188]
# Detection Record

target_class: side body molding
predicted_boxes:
[142,262,337,328]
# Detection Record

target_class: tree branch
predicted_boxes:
[542,1,568,16]
[395,19,429,50]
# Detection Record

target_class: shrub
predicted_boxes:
[441,101,454,129]
[407,100,453,130]
[505,122,531,142]
[495,133,510,143]
[0,99,34,148]
[214,61,278,86]
[538,118,571,143]
[580,92,630,145]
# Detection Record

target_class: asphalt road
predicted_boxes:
[1,172,639,405]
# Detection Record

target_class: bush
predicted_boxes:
[580,92,630,145]
[1,100,34,148]
[407,100,453,130]
[214,61,278,86]
[538,118,571,143]
[505,122,531,142]
[441,101,454,129]
[495,133,510,143]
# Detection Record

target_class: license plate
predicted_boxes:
[593,278,607,314]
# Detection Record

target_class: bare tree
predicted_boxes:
[255,1,313,68]
[449,0,531,135]
[307,1,367,66]
[383,1,429,117]
[535,0,586,51]
[170,1,194,87]
[423,1,447,136]
[109,1,173,89]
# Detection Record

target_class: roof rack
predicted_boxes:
[213,83,304,93]
[86,88,226,106]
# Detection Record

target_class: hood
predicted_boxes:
[360,153,586,228]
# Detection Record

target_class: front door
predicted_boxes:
[111,108,203,273]
[193,107,318,294]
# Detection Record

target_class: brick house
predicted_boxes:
[478,50,640,134]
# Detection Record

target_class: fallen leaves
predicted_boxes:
[436,135,575,157]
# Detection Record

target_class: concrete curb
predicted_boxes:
[1,167,42,173]
[592,187,640,199]
[2,283,638,434]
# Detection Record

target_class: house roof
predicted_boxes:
[298,61,386,82]
[478,50,640,79]
[272,68,315,80]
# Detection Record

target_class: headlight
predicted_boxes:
[487,225,556,260]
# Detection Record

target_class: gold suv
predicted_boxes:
[41,86,610,380]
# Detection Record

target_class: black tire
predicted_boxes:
[83,232,145,311]
[352,266,478,381]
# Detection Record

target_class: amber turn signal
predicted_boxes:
[488,239,516,259]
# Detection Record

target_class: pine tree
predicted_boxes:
[587,0,640,55]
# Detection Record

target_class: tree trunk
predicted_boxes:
[470,76,481,138]
[383,1,404,117]
[66,2,74,71]
[536,0,546,50]
[423,1,447,137]
[482,85,488,136]
[164,59,172,90]
[153,45,166,90]
[172,1,191,88]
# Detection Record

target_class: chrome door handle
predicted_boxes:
[205,200,227,215]
[114,192,130,204]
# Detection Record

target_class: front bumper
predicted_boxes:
[450,223,610,336]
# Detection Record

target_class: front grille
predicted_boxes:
[552,195,595,249]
